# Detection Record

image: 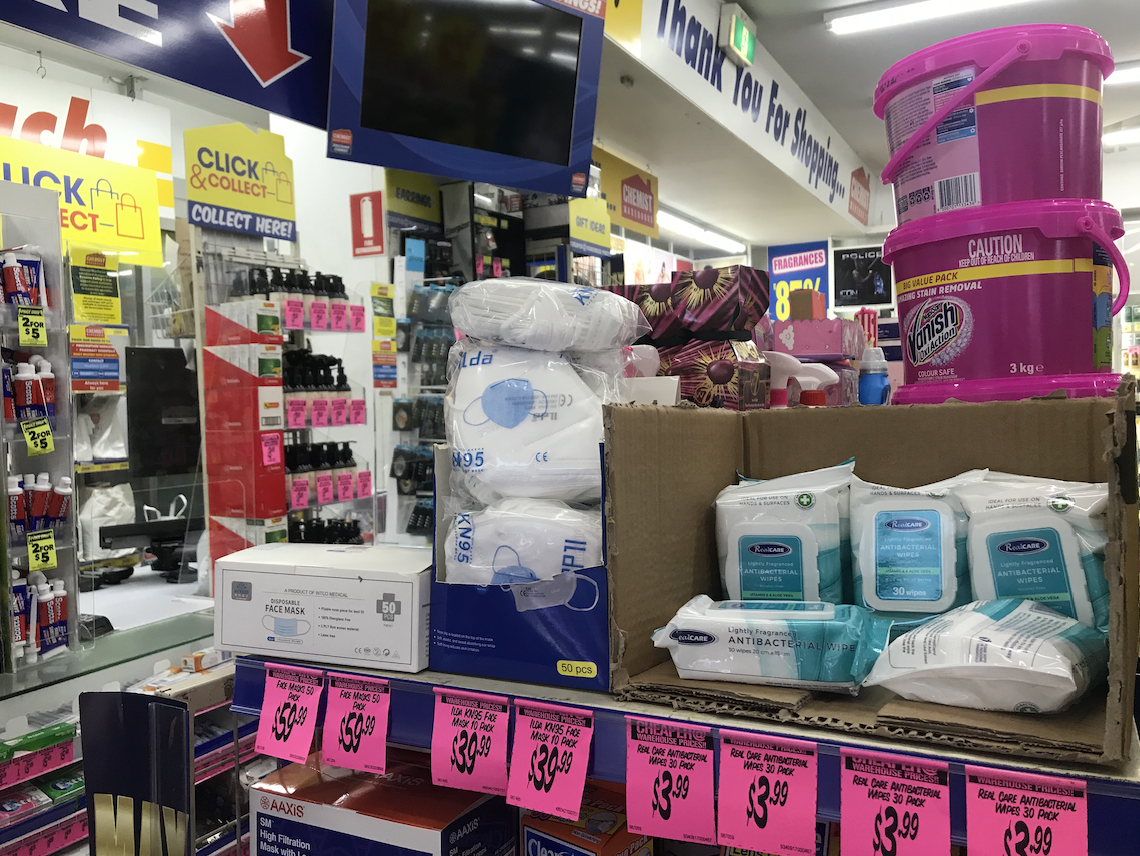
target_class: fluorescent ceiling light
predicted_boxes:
[825,0,1042,35]
[657,210,746,254]
[1103,127,1140,148]
[1106,62,1140,86]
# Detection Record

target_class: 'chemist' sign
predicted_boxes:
[185,123,296,240]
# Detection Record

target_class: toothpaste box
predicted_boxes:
[251,748,517,856]
[520,782,650,856]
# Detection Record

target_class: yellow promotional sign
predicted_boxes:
[184,123,297,240]
[593,146,659,238]
[68,247,122,324]
[604,0,643,46]
[0,135,162,266]
[569,197,611,257]
[385,169,442,232]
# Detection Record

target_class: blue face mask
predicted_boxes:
[490,545,540,584]
[465,378,548,429]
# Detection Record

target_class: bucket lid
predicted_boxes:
[892,373,1123,405]
[882,199,1124,263]
[874,24,1114,118]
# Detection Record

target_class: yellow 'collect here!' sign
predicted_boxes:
[0,135,162,267]
[185,123,296,240]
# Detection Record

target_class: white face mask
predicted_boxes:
[507,572,600,612]
[446,344,604,504]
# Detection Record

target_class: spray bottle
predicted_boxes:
[763,351,839,409]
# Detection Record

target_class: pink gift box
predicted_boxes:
[772,318,866,361]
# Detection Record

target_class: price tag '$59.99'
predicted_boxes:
[254,664,324,763]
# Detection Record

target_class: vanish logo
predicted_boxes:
[999,538,1049,554]
[885,518,930,531]
[749,543,793,556]
[906,297,972,366]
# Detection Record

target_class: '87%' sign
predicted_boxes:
[506,702,594,820]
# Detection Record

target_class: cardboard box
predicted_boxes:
[134,661,235,716]
[434,382,1138,764]
[203,344,285,432]
[788,288,826,320]
[204,300,283,346]
[215,543,433,672]
[521,782,649,856]
[205,429,287,519]
[251,749,517,856]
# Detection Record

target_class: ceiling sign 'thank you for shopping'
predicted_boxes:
[185,123,296,240]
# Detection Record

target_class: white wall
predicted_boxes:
[1104,147,1140,215]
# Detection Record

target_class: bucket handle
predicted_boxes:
[1077,215,1131,316]
[882,39,1032,185]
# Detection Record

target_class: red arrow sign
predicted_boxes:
[208,0,310,87]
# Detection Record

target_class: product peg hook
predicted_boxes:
[36,52,46,79]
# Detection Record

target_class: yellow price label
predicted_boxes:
[18,306,46,347]
[27,530,57,571]
[21,417,54,456]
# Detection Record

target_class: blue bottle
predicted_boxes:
[858,347,891,406]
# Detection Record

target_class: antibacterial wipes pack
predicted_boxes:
[851,470,985,615]
[714,461,854,604]
[653,595,885,692]
[953,477,1110,630]
[865,599,1108,713]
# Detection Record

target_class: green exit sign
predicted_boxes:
[732,17,756,65]
[719,4,756,68]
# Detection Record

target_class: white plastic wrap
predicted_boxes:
[445,341,604,505]
[865,599,1108,713]
[449,278,649,352]
[443,498,602,585]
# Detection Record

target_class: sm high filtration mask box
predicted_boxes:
[520,782,651,856]
[214,543,432,671]
[252,749,517,856]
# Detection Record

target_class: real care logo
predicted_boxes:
[260,796,304,818]
[771,249,826,275]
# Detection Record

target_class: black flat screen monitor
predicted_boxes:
[360,0,583,166]
[126,347,201,477]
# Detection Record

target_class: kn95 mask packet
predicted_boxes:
[953,477,1110,631]
[865,599,1108,713]
[652,595,886,692]
[445,341,604,505]
[714,461,854,604]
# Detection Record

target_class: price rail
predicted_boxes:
[230,656,1140,854]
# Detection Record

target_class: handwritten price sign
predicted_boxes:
[431,689,509,795]
[284,299,304,330]
[965,766,1086,856]
[331,303,348,331]
[840,750,949,856]
[18,306,46,347]
[310,301,328,330]
[321,673,390,774]
[507,701,593,819]
[625,716,716,843]
[350,304,366,332]
[21,418,53,456]
[717,730,817,855]
[255,663,324,763]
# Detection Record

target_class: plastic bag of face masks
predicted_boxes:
[449,278,650,352]
[714,461,854,604]
[953,477,1109,631]
[445,340,606,505]
[653,595,888,693]
[865,599,1108,713]
[850,470,986,617]
[443,498,602,585]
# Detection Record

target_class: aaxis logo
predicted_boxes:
[260,795,304,818]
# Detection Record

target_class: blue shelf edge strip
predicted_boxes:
[0,795,86,848]
[232,656,1140,854]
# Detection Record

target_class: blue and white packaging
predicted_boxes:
[851,470,985,615]
[652,595,886,692]
[865,599,1108,713]
[954,477,1110,631]
[714,461,854,604]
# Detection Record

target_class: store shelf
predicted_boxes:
[197,820,249,856]
[0,802,86,856]
[232,655,1140,854]
[287,494,375,513]
[0,739,77,790]
[74,461,129,474]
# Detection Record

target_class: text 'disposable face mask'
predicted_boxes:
[449,278,650,352]
[446,343,604,505]
[851,470,985,616]
[864,599,1108,713]
[714,461,854,604]
[652,595,886,693]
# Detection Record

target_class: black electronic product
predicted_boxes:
[125,347,201,477]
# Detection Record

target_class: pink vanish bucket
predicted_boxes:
[875,25,1113,226]
[882,199,1128,388]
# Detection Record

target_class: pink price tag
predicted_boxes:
[350,398,367,425]
[965,766,1086,856]
[337,473,354,502]
[430,689,510,795]
[320,673,390,774]
[349,304,366,332]
[255,664,324,763]
[717,730,817,855]
[260,433,281,467]
[330,302,348,331]
[492,258,502,277]
[475,255,484,275]
[316,473,334,505]
[840,749,950,856]
[356,470,372,499]
[290,479,310,510]
[625,716,716,844]
[311,398,330,427]
[331,398,348,426]
[287,399,307,429]
[310,300,328,330]
[284,299,304,330]
[506,701,593,819]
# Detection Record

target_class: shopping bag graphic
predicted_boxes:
[263,161,279,183]
[115,193,145,240]
[89,178,118,209]
[275,171,293,205]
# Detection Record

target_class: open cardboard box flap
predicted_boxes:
[606,381,1138,765]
